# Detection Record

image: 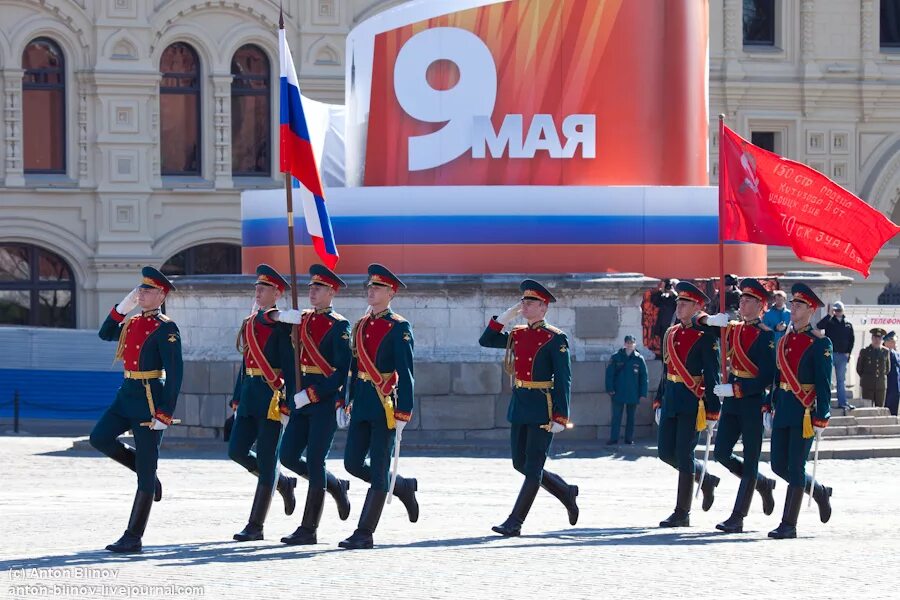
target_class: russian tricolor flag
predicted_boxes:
[279,28,339,268]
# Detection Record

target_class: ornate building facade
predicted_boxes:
[1,0,899,329]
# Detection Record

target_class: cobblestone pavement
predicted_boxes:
[1,437,898,600]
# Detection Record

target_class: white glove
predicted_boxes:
[395,419,407,434]
[763,411,773,434]
[497,304,521,326]
[294,390,311,409]
[115,287,140,315]
[549,422,565,434]
[655,408,661,425]
[280,413,290,427]
[249,301,260,316]
[814,425,826,437]
[713,383,734,397]
[336,406,350,429]
[277,309,302,324]
[705,420,718,434]
[706,312,729,327]
[150,419,168,431]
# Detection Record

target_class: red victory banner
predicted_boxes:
[719,123,899,277]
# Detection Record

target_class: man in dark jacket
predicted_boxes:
[816,301,855,410]
[605,335,648,445]
[884,331,900,416]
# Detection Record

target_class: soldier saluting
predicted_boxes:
[269,264,353,545]
[91,266,182,553]
[228,264,298,541]
[339,263,419,550]
[654,281,721,527]
[768,283,833,539]
[707,278,778,533]
[479,279,578,537]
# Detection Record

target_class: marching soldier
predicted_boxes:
[768,283,833,539]
[339,263,419,550]
[91,266,182,553]
[269,264,353,545]
[707,278,778,533]
[857,328,891,408]
[479,279,578,537]
[654,281,721,527]
[228,264,298,541]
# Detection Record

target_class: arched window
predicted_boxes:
[161,243,242,276]
[160,42,201,175]
[231,45,271,176]
[22,38,66,173]
[0,243,75,328]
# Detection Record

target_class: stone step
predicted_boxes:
[856,416,900,426]
[828,416,857,426]
[846,407,890,417]
[831,398,873,408]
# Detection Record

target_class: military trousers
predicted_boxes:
[657,410,703,474]
[343,413,395,491]
[714,404,764,482]
[228,413,283,487]
[861,386,886,408]
[770,425,815,486]
[90,405,163,494]
[280,405,338,489]
[610,402,637,443]
[510,423,553,481]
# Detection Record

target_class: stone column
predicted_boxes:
[211,73,233,189]
[2,67,24,187]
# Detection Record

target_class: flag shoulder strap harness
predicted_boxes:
[299,310,336,377]
[727,321,762,378]
[663,323,705,401]
[243,314,286,421]
[353,313,399,429]
[776,331,816,408]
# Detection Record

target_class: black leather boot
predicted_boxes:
[756,474,777,516]
[277,474,297,516]
[234,484,274,541]
[695,470,720,511]
[660,471,693,527]
[282,487,325,545]
[768,485,802,539]
[809,480,833,523]
[326,472,351,521]
[716,478,755,533]
[540,470,579,526]
[339,488,388,549]
[109,444,162,502]
[493,478,541,536]
[106,490,153,553]
[392,476,419,523]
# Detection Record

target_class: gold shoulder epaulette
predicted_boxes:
[542,323,563,335]
[390,312,407,322]
[330,311,347,322]
[511,324,527,332]
[157,313,172,323]
[811,328,825,339]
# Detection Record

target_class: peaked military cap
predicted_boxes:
[366,263,405,291]
[254,263,290,293]
[870,328,887,338]
[791,283,825,308]
[139,266,176,293]
[724,274,739,286]
[738,278,769,303]
[885,331,896,342]
[520,279,556,303]
[675,281,709,305]
[790,282,823,308]
[308,263,346,290]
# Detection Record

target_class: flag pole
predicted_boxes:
[717,114,728,403]
[280,5,302,398]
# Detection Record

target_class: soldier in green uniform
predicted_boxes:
[269,264,353,545]
[91,266,182,553]
[857,328,890,408]
[339,264,419,550]
[653,281,721,527]
[768,283,833,539]
[228,264,298,541]
[706,278,778,533]
[479,279,578,537]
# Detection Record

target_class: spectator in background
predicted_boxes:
[883,331,900,416]
[710,274,741,320]
[763,290,791,344]
[650,279,678,358]
[857,328,890,408]
[817,301,855,411]
[605,335,648,446]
